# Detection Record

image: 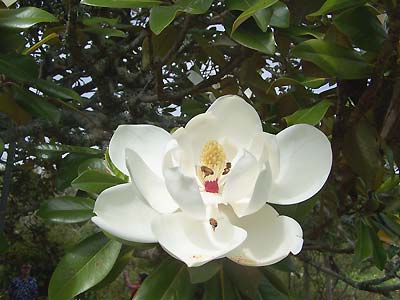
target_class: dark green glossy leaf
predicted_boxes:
[231,0,278,33]
[80,0,162,8]
[71,169,126,193]
[188,261,221,284]
[224,260,263,300]
[94,246,133,289]
[291,39,373,79]
[48,232,121,300]
[149,0,213,34]
[78,158,108,174]
[308,0,367,16]
[11,85,60,123]
[260,268,289,296]
[202,270,241,300]
[82,27,127,38]
[135,258,196,300]
[268,1,290,28]
[343,120,384,189]
[36,143,103,156]
[284,99,333,126]
[257,276,288,300]
[0,29,26,53]
[35,79,82,103]
[267,76,327,95]
[0,7,57,29]
[81,16,120,26]
[333,6,386,51]
[38,196,95,223]
[288,26,325,39]
[369,226,387,270]
[227,17,276,54]
[0,54,38,82]
[270,257,297,273]
[56,153,103,190]
[355,221,373,262]
[272,195,319,223]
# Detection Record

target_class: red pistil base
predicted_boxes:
[205,179,219,193]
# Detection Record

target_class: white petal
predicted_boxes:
[163,167,206,220]
[249,132,280,177]
[126,148,178,214]
[268,124,332,205]
[207,95,263,148]
[109,125,172,176]
[92,183,159,243]
[152,212,247,267]
[230,164,272,217]
[227,205,303,266]
[200,192,225,205]
[222,150,259,204]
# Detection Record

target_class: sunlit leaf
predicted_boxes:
[71,169,126,193]
[283,99,333,126]
[0,7,57,29]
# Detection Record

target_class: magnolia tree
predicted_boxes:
[1,0,400,299]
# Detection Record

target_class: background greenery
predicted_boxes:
[0,0,400,299]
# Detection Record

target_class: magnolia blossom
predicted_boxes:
[92,95,332,267]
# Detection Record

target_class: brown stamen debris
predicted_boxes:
[209,218,218,231]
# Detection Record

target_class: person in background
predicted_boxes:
[8,263,38,300]
[123,271,148,300]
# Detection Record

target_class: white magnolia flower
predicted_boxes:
[92,95,332,267]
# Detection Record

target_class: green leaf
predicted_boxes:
[105,148,129,181]
[81,16,120,26]
[291,39,373,79]
[342,120,384,189]
[333,6,386,51]
[0,7,57,29]
[149,0,213,35]
[35,79,82,103]
[283,99,333,126]
[78,158,108,174]
[0,230,9,253]
[224,260,263,300]
[0,89,32,124]
[268,2,290,28]
[355,221,373,262]
[202,269,241,300]
[267,76,327,95]
[71,169,126,193]
[257,276,288,300]
[0,54,38,82]
[48,232,121,300]
[308,0,367,16]
[135,258,196,300]
[227,17,276,54]
[56,153,103,190]
[82,27,127,38]
[0,29,26,53]
[260,268,289,296]
[38,196,95,223]
[80,0,162,8]
[0,137,4,154]
[188,261,221,284]
[11,85,60,123]
[288,26,325,39]
[36,143,103,156]
[231,0,278,33]
[369,227,387,270]
[272,194,319,223]
[94,246,133,289]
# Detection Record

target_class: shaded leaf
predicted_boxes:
[369,226,387,270]
[188,261,221,284]
[0,53,38,82]
[355,220,373,263]
[0,230,9,253]
[48,232,121,300]
[38,196,95,223]
[333,6,386,51]
[202,269,241,300]
[78,158,108,174]
[272,194,319,223]
[260,268,289,296]
[0,89,31,124]
[35,79,82,103]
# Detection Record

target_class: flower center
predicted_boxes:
[197,140,231,193]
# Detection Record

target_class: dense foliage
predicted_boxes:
[1,0,400,299]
